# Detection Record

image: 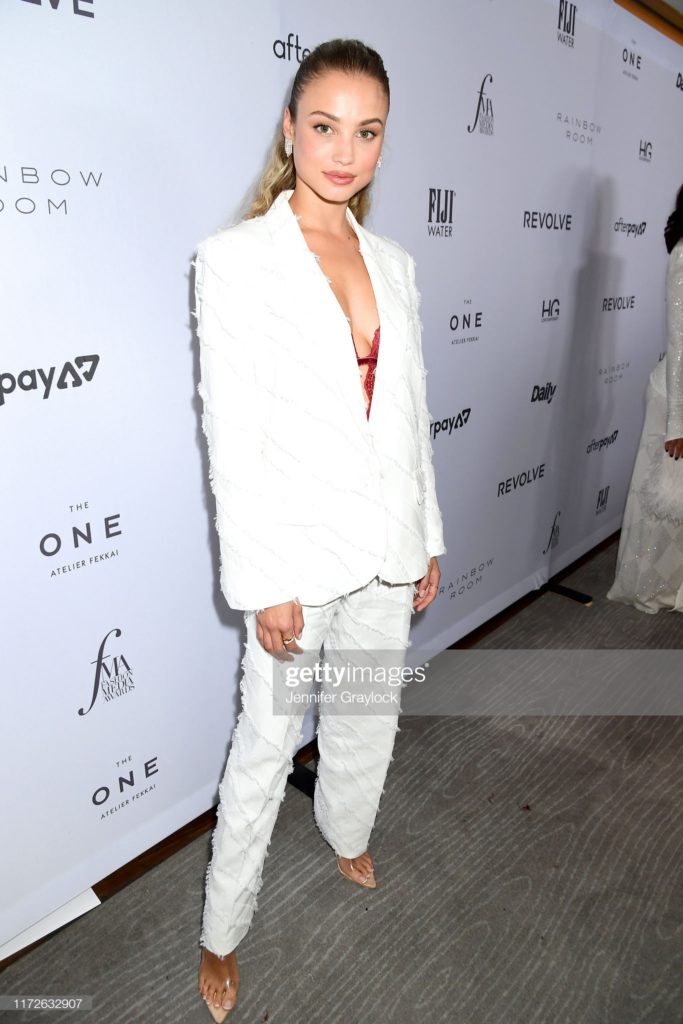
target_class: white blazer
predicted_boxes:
[194,188,446,611]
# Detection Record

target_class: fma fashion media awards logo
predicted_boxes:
[467,74,494,136]
[557,1,577,47]
[542,511,561,554]
[0,164,103,217]
[78,628,134,717]
[427,189,455,237]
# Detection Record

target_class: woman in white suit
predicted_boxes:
[194,38,445,1020]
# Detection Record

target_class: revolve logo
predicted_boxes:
[427,188,455,237]
[272,33,310,62]
[79,628,134,716]
[21,0,94,16]
[0,164,103,216]
[497,463,546,497]
[0,354,99,407]
[602,295,635,311]
[467,74,494,136]
[523,210,572,231]
[557,1,577,47]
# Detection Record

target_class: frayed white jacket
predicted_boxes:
[194,188,446,612]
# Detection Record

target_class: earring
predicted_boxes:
[284,136,293,157]
[376,154,383,169]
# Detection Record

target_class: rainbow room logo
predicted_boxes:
[0,164,103,217]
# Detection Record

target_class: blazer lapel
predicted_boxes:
[263,190,409,436]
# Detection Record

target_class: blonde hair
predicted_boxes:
[244,38,390,226]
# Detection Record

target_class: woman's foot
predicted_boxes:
[198,946,240,1020]
[336,850,377,887]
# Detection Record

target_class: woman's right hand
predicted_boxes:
[664,437,683,459]
[255,600,305,661]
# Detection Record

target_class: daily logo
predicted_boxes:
[602,295,635,311]
[272,33,310,62]
[531,382,557,404]
[523,210,572,231]
[430,409,471,439]
[427,188,455,237]
[79,628,134,716]
[0,354,99,407]
[557,1,577,47]
[542,298,561,322]
[467,74,494,136]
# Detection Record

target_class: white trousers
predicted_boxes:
[200,574,415,956]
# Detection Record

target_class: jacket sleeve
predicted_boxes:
[194,236,299,612]
[665,242,683,442]
[407,254,447,559]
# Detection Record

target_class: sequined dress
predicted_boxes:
[607,239,683,612]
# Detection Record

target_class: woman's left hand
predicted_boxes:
[664,437,683,459]
[413,557,441,612]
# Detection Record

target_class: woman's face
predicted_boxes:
[283,70,387,204]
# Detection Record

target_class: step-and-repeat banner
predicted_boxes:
[2,0,682,951]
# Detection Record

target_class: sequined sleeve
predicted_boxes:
[665,240,683,442]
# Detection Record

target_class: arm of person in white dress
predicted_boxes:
[665,241,683,456]
[407,254,447,562]
[194,235,300,613]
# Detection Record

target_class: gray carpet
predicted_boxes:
[3,538,683,1024]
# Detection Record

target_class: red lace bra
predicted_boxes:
[353,326,380,418]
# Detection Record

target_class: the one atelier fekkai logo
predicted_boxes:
[467,74,494,135]
[79,628,134,716]
[427,188,455,237]
[557,1,577,47]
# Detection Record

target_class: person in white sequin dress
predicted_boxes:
[607,186,683,613]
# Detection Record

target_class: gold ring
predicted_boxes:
[283,635,294,645]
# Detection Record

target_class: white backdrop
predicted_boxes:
[2,0,682,953]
